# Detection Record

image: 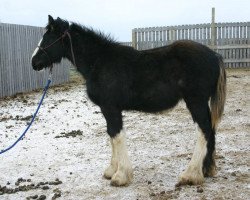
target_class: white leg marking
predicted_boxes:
[106,130,133,186]
[104,139,117,179]
[178,127,207,185]
[31,38,42,59]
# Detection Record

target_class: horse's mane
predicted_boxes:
[45,17,121,48]
[70,22,117,46]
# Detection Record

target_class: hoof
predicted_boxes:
[176,170,204,187]
[104,165,117,180]
[203,165,217,177]
[110,169,133,187]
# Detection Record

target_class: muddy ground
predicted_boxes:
[0,69,249,200]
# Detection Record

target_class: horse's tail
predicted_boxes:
[210,55,226,130]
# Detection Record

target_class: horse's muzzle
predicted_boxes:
[32,53,53,71]
[32,58,45,71]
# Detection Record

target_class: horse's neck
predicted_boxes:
[66,31,102,78]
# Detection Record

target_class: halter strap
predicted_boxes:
[65,32,76,67]
[38,30,76,69]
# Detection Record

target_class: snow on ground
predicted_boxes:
[0,69,249,200]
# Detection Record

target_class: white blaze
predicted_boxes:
[31,38,43,59]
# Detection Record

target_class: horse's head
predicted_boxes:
[31,15,69,71]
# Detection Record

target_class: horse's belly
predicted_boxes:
[132,89,181,113]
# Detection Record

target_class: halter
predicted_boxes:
[38,30,76,72]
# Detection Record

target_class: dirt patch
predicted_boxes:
[0,177,62,199]
[55,130,83,138]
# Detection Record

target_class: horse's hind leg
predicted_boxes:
[177,99,216,186]
[101,107,133,186]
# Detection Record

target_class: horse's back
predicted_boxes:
[128,40,221,111]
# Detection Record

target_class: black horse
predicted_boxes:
[32,16,226,186]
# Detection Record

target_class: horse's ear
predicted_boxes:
[48,15,54,25]
[56,17,69,32]
[48,15,55,31]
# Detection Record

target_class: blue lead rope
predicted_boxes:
[0,76,52,155]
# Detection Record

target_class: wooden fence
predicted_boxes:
[0,23,70,98]
[129,22,250,68]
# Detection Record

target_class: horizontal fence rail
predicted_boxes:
[0,23,70,98]
[120,42,133,47]
[213,45,250,68]
[127,22,250,68]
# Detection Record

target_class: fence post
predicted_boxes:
[211,7,216,47]
[132,28,137,49]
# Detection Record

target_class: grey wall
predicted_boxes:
[0,23,70,98]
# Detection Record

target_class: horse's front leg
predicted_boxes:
[101,107,133,186]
